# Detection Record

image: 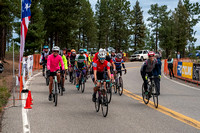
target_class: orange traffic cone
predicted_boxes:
[24,96,32,109]
[28,91,33,101]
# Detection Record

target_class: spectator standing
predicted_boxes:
[167,55,174,79]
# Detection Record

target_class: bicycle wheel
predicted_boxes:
[113,83,117,93]
[152,86,158,108]
[81,77,85,93]
[142,83,149,104]
[54,82,58,106]
[60,77,63,96]
[101,92,108,117]
[78,79,81,91]
[118,77,123,96]
[95,92,100,112]
[106,82,112,103]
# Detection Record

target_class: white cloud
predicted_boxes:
[89,0,200,46]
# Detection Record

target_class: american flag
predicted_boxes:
[19,0,31,76]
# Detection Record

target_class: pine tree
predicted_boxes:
[173,0,190,57]
[130,0,146,51]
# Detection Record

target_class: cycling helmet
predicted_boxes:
[98,51,106,59]
[59,50,63,56]
[116,53,122,59]
[99,48,104,53]
[79,49,84,54]
[43,45,49,49]
[111,49,116,53]
[71,49,76,52]
[107,52,110,56]
[148,51,155,57]
[52,46,60,52]
[83,49,87,53]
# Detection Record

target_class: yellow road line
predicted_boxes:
[123,89,200,130]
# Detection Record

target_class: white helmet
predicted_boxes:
[99,48,104,53]
[116,53,122,59]
[98,51,106,59]
[52,46,60,52]
[111,49,116,53]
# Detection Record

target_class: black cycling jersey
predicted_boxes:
[70,55,76,65]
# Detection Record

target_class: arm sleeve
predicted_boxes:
[75,55,79,61]
[121,59,125,68]
[107,62,110,70]
[93,62,97,70]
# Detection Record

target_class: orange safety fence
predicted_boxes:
[33,54,42,71]
[164,58,200,85]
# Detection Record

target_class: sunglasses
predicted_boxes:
[149,55,154,57]
[53,51,59,53]
[99,58,105,60]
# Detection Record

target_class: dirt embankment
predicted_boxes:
[0,52,19,132]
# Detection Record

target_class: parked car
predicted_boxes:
[130,50,149,61]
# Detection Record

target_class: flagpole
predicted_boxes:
[12,40,15,106]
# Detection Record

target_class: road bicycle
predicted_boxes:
[77,68,86,93]
[142,76,159,108]
[113,69,126,96]
[52,71,59,106]
[95,79,110,117]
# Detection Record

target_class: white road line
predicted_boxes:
[22,72,42,133]
[162,73,200,91]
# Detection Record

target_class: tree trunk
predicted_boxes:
[50,34,53,50]
[55,32,59,46]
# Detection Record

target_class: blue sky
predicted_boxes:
[89,0,200,47]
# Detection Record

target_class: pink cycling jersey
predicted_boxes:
[47,54,65,72]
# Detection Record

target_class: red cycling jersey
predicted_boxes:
[92,52,99,62]
[93,60,110,72]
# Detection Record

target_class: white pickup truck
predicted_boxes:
[130,50,149,61]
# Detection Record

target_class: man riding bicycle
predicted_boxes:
[111,49,116,61]
[69,49,76,82]
[92,50,112,103]
[113,53,127,83]
[140,51,161,96]
[106,52,116,82]
[59,50,68,92]
[40,45,51,76]
[75,49,88,89]
[47,46,65,101]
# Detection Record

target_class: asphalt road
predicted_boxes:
[2,62,200,133]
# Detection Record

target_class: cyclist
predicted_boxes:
[92,50,112,103]
[140,51,160,95]
[92,48,104,62]
[40,45,51,76]
[59,50,68,92]
[113,53,127,84]
[69,49,76,82]
[106,52,116,82]
[153,54,162,95]
[47,46,65,101]
[62,48,68,79]
[75,49,87,89]
[111,49,116,61]
[84,49,90,78]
